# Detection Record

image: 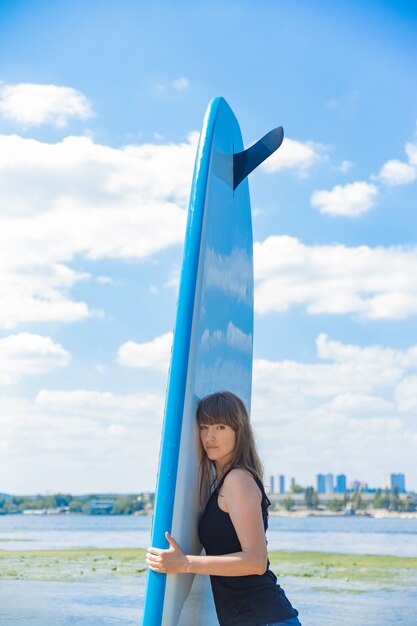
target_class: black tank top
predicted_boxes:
[198,466,298,626]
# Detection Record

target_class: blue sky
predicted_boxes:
[0,0,416,493]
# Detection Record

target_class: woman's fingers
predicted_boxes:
[148,563,161,572]
[146,553,163,571]
[146,547,165,571]
[165,531,179,549]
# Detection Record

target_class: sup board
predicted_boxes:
[142,97,283,626]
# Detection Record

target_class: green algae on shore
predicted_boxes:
[268,551,417,592]
[1,548,416,591]
[0,548,148,582]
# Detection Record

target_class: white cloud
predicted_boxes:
[0,83,93,127]
[254,235,417,320]
[117,332,173,371]
[326,91,359,112]
[0,333,70,385]
[0,132,197,328]
[339,160,353,173]
[35,388,160,417]
[406,140,417,167]
[316,333,417,369]
[253,349,402,404]
[252,335,417,489]
[321,393,393,414]
[172,77,190,91]
[395,376,417,412]
[311,181,379,216]
[0,389,164,493]
[156,78,191,93]
[261,137,325,176]
[96,276,113,285]
[164,267,181,290]
[0,263,93,329]
[377,159,417,186]
[376,137,417,186]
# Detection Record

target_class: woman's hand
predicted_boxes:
[146,531,189,574]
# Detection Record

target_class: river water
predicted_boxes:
[1,513,416,556]
[0,514,416,625]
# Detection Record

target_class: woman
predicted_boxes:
[146,391,301,626]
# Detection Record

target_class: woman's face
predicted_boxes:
[199,422,236,468]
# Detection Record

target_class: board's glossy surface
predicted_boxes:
[143,97,253,626]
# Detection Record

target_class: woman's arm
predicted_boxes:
[146,469,268,576]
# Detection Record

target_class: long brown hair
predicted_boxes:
[196,391,264,505]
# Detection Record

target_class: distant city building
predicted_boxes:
[335,474,347,493]
[324,474,334,494]
[269,475,285,494]
[317,473,334,494]
[290,477,296,490]
[316,474,326,494]
[390,473,406,493]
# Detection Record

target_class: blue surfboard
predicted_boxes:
[143,97,283,626]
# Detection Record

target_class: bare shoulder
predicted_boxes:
[224,467,256,484]
[223,468,262,501]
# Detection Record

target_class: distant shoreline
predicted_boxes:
[2,508,416,519]
[268,508,417,519]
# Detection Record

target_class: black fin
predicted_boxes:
[233,126,284,190]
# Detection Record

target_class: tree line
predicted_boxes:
[0,493,154,515]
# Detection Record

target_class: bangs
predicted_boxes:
[196,392,239,429]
